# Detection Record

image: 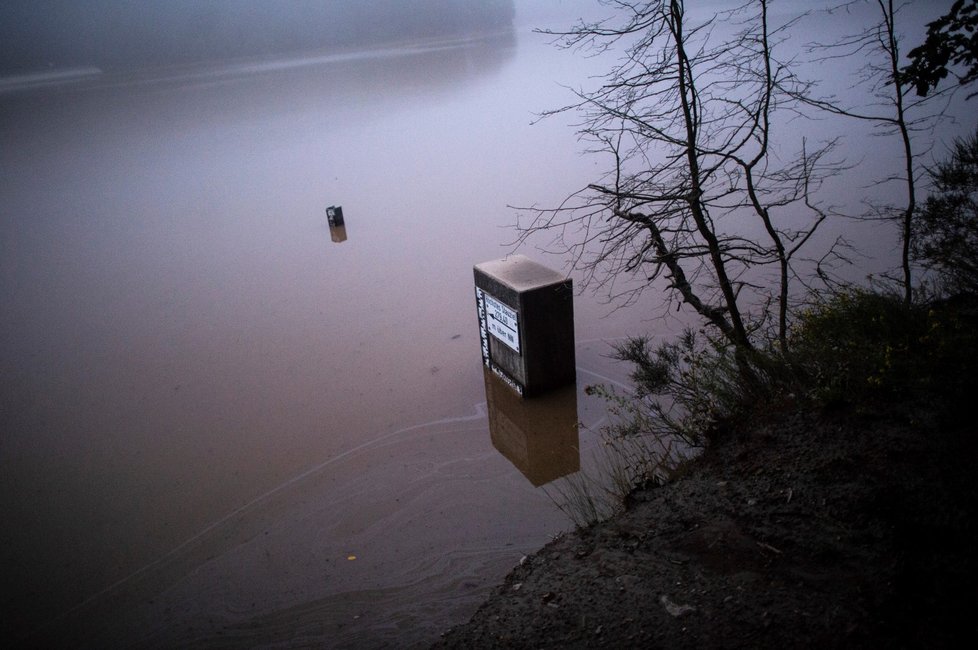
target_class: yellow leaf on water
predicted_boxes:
[347,555,357,561]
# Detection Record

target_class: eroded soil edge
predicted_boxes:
[435,409,977,648]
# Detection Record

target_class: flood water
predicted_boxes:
[0,28,662,648]
[4,1,972,644]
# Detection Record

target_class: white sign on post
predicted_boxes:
[484,293,520,353]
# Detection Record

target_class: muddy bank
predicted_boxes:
[433,408,977,648]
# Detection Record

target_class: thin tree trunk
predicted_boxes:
[670,0,753,352]
[881,0,916,305]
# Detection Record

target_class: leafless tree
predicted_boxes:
[792,0,956,305]
[518,0,838,359]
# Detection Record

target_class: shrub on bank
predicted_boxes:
[788,290,978,421]
[558,288,975,527]
[608,288,978,445]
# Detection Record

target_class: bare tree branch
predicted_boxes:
[520,0,838,362]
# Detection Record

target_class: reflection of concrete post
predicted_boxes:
[329,225,347,243]
[474,255,575,397]
[484,368,580,487]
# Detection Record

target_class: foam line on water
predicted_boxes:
[577,366,630,392]
[42,401,491,631]
[0,67,102,92]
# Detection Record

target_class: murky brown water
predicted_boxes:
[5,3,969,643]
[0,30,663,647]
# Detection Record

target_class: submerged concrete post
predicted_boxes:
[474,254,575,397]
[326,205,345,227]
[327,205,347,242]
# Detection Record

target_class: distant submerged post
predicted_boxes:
[327,206,346,243]
[474,255,575,398]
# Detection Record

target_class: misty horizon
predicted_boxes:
[0,0,516,76]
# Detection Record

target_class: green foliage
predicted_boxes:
[913,127,978,295]
[596,289,976,457]
[788,290,978,419]
[789,290,925,404]
[902,0,978,98]
[597,330,763,446]
[571,289,976,530]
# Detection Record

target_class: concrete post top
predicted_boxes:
[474,254,568,292]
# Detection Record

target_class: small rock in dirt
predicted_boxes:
[660,594,697,617]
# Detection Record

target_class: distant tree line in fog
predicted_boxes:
[0,0,516,74]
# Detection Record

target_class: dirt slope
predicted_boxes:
[434,409,977,648]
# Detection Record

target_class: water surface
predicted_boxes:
[0,31,656,647]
